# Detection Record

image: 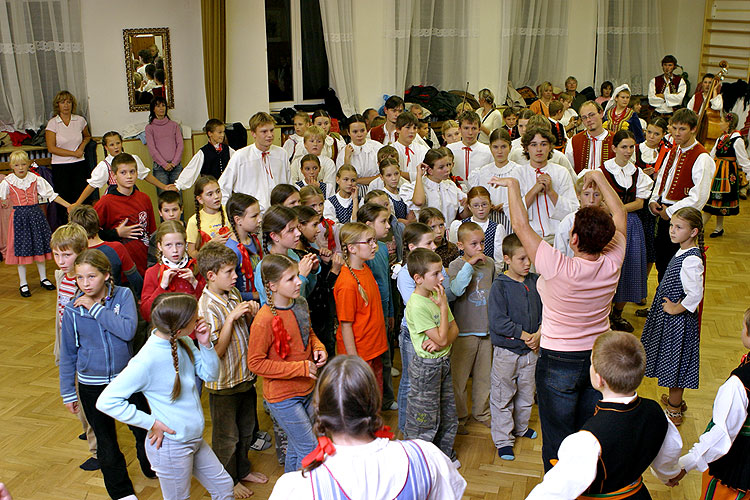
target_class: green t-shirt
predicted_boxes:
[405,292,454,359]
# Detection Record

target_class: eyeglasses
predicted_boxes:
[353,238,378,246]
[469,202,490,210]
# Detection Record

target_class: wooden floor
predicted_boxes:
[1,208,748,499]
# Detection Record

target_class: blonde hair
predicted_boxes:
[50,223,88,253]
[339,222,375,304]
[8,150,30,165]
[248,111,276,131]
[53,90,77,115]
[299,185,324,205]
[441,120,459,135]
[150,293,197,401]
[304,125,326,142]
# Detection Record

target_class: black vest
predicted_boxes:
[601,167,640,204]
[581,397,667,497]
[708,357,750,491]
[200,143,230,180]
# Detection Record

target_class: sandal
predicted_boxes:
[40,278,56,290]
[664,404,683,426]
[661,394,687,413]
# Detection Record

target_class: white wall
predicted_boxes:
[80,0,208,135]
[662,0,706,81]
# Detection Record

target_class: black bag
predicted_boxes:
[324,88,346,122]
[225,122,248,150]
[405,85,439,104]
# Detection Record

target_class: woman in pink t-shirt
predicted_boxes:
[491,164,626,472]
[45,91,91,226]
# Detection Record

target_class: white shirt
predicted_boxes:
[553,211,576,258]
[0,172,59,202]
[283,133,305,163]
[638,143,659,165]
[400,176,467,228]
[514,162,579,238]
[290,150,337,185]
[526,394,683,500]
[176,145,236,191]
[88,153,150,189]
[323,192,354,224]
[448,141,492,181]
[368,175,407,193]
[368,124,398,146]
[511,137,522,150]
[336,139,381,179]
[580,158,654,199]
[679,375,749,473]
[393,140,428,182]
[448,216,506,272]
[648,75,688,114]
[322,134,346,163]
[648,140,713,217]
[564,129,610,174]
[710,131,750,175]
[467,160,522,219]
[218,143,289,211]
[511,147,576,183]
[269,438,466,500]
[478,108,503,144]
[686,93,723,114]
[561,108,580,135]
[672,246,704,313]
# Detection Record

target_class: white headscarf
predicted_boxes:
[604,84,631,114]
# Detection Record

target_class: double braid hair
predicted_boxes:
[154,220,187,262]
[339,222,376,305]
[226,193,260,246]
[73,249,117,302]
[673,207,706,264]
[260,254,297,358]
[150,293,197,401]
[261,204,298,254]
[193,175,225,252]
[101,131,124,159]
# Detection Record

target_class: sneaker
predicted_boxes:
[516,428,538,439]
[450,449,461,469]
[610,316,634,333]
[250,431,273,452]
[79,457,100,471]
[391,367,400,377]
[497,446,515,461]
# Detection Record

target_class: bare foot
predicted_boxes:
[233,482,253,498]
[241,471,269,484]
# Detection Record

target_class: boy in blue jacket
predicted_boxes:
[488,234,542,461]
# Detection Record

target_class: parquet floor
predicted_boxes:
[1,208,748,499]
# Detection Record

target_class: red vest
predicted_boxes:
[654,74,682,95]
[657,142,708,202]
[570,131,614,173]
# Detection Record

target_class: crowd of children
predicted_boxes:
[4,79,750,499]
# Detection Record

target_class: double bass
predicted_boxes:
[696,60,728,145]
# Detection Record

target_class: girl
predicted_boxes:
[186,175,229,258]
[145,97,184,192]
[419,208,459,269]
[300,185,337,253]
[284,111,311,163]
[323,165,358,224]
[270,183,301,207]
[254,204,319,305]
[334,222,389,391]
[293,205,342,357]
[703,112,750,236]
[341,114,381,196]
[248,254,328,472]
[269,356,467,499]
[596,81,614,107]
[477,88,503,145]
[312,110,346,162]
[402,147,468,228]
[467,128,518,234]
[295,154,332,199]
[59,249,154,500]
[97,293,233,500]
[377,157,412,224]
[641,207,705,426]
[364,189,404,266]
[530,81,555,117]
[590,130,654,332]
[0,150,71,297]
[177,119,235,190]
[441,120,461,145]
[141,221,204,322]
[448,186,507,272]
[73,131,172,207]
[226,193,263,301]
[603,84,644,143]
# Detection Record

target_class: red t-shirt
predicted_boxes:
[91,241,136,284]
[334,266,388,361]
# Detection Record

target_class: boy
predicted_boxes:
[548,100,567,152]
[69,205,143,297]
[393,112,429,182]
[526,331,682,499]
[196,242,266,498]
[283,111,311,163]
[94,153,156,276]
[369,95,405,145]
[447,111,492,181]
[668,307,750,498]
[488,233,541,460]
[147,190,183,267]
[510,108,534,151]
[565,100,615,174]
[404,248,460,465]
[648,54,686,116]
[219,112,289,211]
[554,176,603,257]
[50,223,99,471]
[417,120,433,148]
[447,222,495,434]
[502,107,519,140]
[290,126,336,185]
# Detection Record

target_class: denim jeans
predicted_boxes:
[397,322,416,433]
[535,348,602,471]
[152,162,183,194]
[266,393,317,472]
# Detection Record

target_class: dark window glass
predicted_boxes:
[266,0,293,102]
[300,0,329,100]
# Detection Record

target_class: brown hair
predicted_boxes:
[364,189,388,205]
[457,220,483,243]
[299,185,325,206]
[226,193,260,247]
[723,112,739,132]
[441,120,459,134]
[521,126,556,160]
[423,147,452,172]
[395,111,419,129]
[270,183,300,206]
[673,207,705,264]
[74,249,115,301]
[466,186,491,204]
[489,128,512,146]
[407,247,442,279]
[111,152,137,173]
[154,221,187,261]
[158,190,182,209]
[376,145,399,164]
[101,131,124,159]
[572,206,616,255]
[457,110,480,127]
[418,207,445,225]
[502,233,523,257]
[261,253,298,319]
[357,202,389,224]
[150,293,197,401]
[670,108,699,129]
[261,204,298,253]
[378,157,400,176]
[193,175,225,251]
[402,222,435,260]
[53,90,77,115]
[339,222,375,304]
[196,241,238,278]
[51,223,88,253]
[549,100,564,116]
[69,205,100,238]
[591,330,646,394]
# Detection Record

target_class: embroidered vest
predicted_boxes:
[600,167,640,204]
[654,74,682,95]
[549,120,567,151]
[370,124,386,144]
[571,131,614,173]
[658,143,708,202]
[200,142,231,180]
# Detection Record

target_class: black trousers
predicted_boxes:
[51,160,89,225]
[78,382,151,499]
[654,216,679,283]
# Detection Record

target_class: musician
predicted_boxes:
[687,73,723,114]
[648,55,687,116]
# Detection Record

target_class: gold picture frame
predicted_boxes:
[123,27,175,112]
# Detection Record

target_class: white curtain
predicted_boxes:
[595,0,664,95]
[320,0,360,116]
[0,0,88,131]
[508,0,569,90]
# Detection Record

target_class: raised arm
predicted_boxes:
[489,177,542,264]
[582,170,627,236]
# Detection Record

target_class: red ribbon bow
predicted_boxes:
[374,425,394,439]
[301,436,336,468]
[271,315,292,359]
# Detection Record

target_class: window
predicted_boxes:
[265,0,329,108]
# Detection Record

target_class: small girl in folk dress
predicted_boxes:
[0,150,71,297]
[703,112,750,237]
[641,207,705,427]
